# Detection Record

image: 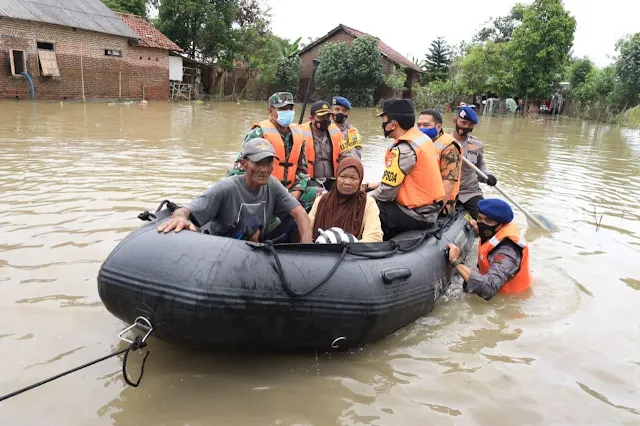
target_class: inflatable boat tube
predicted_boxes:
[98,201,476,352]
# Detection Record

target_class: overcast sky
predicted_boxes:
[267,0,639,68]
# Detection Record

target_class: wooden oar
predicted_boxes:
[462,156,558,232]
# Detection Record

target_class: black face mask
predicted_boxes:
[455,124,473,137]
[315,120,330,132]
[478,222,499,243]
[382,121,394,138]
[334,113,347,124]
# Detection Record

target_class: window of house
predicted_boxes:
[37,41,55,51]
[105,49,122,57]
[36,41,59,77]
[9,49,27,76]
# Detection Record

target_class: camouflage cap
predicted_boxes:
[269,92,295,108]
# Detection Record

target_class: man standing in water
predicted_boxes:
[446,198,531,300]
[159,138,312,243]
[228,92,311,204]
[453,105,498,219]
[331,96,362,160]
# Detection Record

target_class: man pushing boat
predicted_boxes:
[158,138,313,243]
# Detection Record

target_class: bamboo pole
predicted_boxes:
[80,49,85,102]
[119,71,122,100]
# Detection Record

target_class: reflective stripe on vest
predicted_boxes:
[390,127,445,209]
[252,119,304,189]
[478,222,532,294]
[433,133,462,202]
[304,122,342,178]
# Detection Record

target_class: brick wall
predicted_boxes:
[0,17,170,100]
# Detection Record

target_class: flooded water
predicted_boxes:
[1,100,639,425]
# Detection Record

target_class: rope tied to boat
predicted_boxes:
[0,317,153,403]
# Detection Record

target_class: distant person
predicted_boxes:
[309,158,383,243]
[159,138,312,243]
[300,100,360,193]
[446,198,531,300]
[227,92,312,205]
[331,96,362,159]
[417,109,462,216]
[452,105,498,219]
[365,99,445,239]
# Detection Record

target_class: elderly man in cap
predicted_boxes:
[446,198,532,300]
[228,92,311,203]
[159,138,312,243]
[331,96,362,160]
[452,105,498,219]
[364,98,445,239]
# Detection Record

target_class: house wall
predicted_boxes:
[0,18,169,100]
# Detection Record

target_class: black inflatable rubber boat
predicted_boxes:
[98,201,476,352]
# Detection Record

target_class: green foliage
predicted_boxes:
[384,67,408,91]
[509,0,576,99]
[274,55,301,94]
[157,0,267,68]
[613,33,640,109]
[424,37,452,82]
[413,80,466,111]
[473,3,525,44]
[568,57,594,88]
[456,42,514,97]
[315,36,383,107]
[101,0,146,17]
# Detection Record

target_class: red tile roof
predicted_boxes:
[299,24,422,73]
[115,12,183,52]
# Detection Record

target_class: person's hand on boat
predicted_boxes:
[361,182,379,192]
[486,174,498,186]
[446,243,461,263]
[157,216,197,233]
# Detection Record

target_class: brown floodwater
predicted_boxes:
[1,100,639,425]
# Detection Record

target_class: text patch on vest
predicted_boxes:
[381,147,405,187]
[339,129,362,153]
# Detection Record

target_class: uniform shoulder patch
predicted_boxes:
[339,128,362,152]
[381,147,405,187]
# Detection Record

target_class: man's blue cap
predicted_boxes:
[478,198,514,224]
[458,105,478,124]
[332,96,352,110]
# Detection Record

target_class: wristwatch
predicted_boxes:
[450,259,463,267]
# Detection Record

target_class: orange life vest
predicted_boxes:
[303,122,343,178]
[252,119,308,188]
[386,127,445,209]
[478,222,532,294]
[433,132,463,202]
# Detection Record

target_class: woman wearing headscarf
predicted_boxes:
[309,158,383,243]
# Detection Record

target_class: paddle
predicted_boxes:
[461,156,558,232]
[298,59,321,124]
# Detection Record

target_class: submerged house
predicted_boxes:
[0,0,182,100]
[298,24,423,101]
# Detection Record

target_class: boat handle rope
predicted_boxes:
[0,317,153,403]
[260,212,460,298]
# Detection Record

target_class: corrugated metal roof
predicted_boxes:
[0,0,139,39]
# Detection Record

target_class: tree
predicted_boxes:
[101,0,146,17]
[456,41,514,98]
[568,57,594,89]
[315,36,383,107]
[157,0,267,65]
[384,66,408,95]
[613,33,640,110]
[424,37,452,82]
[509,0,576,101]
[473,4,525,44]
